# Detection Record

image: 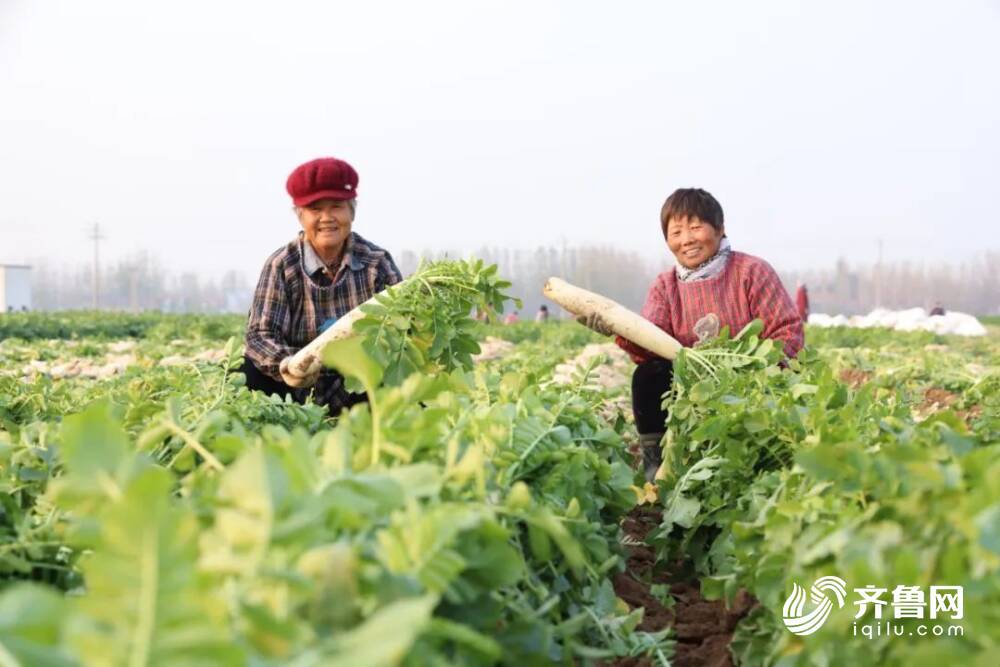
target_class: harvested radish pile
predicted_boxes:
[472,335,515,362]
[552,342,631,389]
[809,307,988,336]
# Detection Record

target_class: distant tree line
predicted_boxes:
[25,248,999,317]
[401,247,1000,318]
[783,251,999,316]
[396,245,666,319]
[29,252,252,313]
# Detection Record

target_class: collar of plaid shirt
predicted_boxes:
[301,232,365,277]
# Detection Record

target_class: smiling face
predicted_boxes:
[664,215,725,269]
[296,198,354,259]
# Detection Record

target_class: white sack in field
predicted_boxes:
[808,308,987,336]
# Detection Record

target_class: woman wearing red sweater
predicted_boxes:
[580,188,803,481]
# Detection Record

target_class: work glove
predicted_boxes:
[279,354,321,388]
[693,313,720,344]
[576,312,614,337]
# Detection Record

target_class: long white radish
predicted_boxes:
[543,277,684,360]
[284,278,412,377]
[285,307,367,377]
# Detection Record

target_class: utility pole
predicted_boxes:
[875,238,883,309]
[88,223,105,309]
[559,236,568,320]
[129,265,139,313]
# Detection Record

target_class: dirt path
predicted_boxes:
[610,508,754,667]
[559,341,753,664]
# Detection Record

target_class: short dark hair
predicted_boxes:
[660,188,724,234]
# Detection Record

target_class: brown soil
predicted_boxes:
[838,368,872,389]
[608,508,755,667]
[912,387,958,422]
[956,404,983,423]
[921,387,958,410]
[917,387,983,426]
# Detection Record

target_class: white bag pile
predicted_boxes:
[808,307,988,337]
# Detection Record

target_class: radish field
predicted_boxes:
[0,268,997,666]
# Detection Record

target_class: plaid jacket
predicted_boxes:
[245,232,402,410]
[616,251,804,363]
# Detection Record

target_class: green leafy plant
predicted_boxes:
[651,321,1000,665]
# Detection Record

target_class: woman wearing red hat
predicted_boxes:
[578,188,803,481]
[242,157,402,413]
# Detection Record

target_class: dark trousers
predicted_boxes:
[239,354,294,399]
[238,354,369,413]
[632,358,674,435]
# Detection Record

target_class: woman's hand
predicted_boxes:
[279,354,321,388]
[693,313,720,343]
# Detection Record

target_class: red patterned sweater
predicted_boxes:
[616,251,804,363]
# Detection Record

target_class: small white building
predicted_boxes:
[0,265,32,312]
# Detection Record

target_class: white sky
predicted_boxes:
[1,0,998,282]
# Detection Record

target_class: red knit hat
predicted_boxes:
[286,157,359,206]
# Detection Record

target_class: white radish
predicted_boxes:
[285,274,436,377]
[284,299,373,377]
[543,277,684,360]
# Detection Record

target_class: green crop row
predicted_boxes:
[0,311,246,342]
[652,324,999,665]
[0,261,672,666]
[1,276,996,665]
